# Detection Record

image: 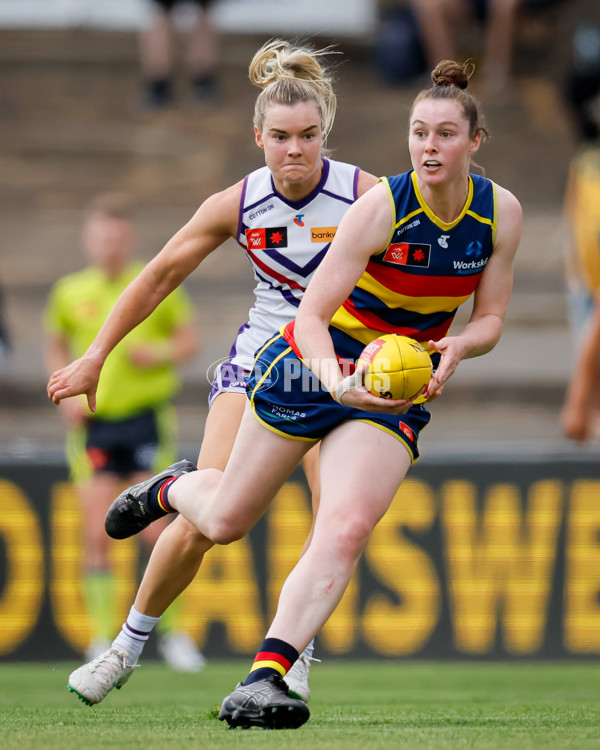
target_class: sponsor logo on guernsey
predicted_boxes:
[438,234,450,248]
[311,227,337,242]
[453,241,487,274]
[294,214,305,227]
[383,243,431,268]
[465,240,483,257]
[453,257,489,273]
[248,204,274,221]
[396,218,421,235]
[245,227,288,249]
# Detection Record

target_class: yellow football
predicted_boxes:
[358,334,432,403]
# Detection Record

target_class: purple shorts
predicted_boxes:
[208,360,249,408]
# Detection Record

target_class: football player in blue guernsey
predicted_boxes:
[50,58,522,729]
[47,39,377,707]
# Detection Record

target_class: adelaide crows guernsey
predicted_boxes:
[231,157,360,369]
[329,170,497,360]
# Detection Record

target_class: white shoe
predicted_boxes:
[158,631,206,672]
[68,647,137,706]
[284,652,319,703]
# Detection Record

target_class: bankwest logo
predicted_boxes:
[311,226,337,243]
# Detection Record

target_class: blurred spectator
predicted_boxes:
[43,194,203,669]
[561,96,600,442]
[564,21,600,142]
[0,282,10,367]
[374,0,562,92]
[373,1,427,85]
[139,0,220,109]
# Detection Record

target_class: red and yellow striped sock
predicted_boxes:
[148,477,177,515]
[243,637,299,685]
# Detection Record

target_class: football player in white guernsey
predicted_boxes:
[48,40,377,707]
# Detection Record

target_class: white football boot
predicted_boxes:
[283,652,319,703]
[68,646,137,706]
[157,631,206,672]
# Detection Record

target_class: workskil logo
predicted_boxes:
[452,240,487,274]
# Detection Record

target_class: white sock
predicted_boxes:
[112,606,161,664]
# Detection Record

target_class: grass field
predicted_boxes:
[1,660,599,749]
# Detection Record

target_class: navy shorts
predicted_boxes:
[66,406,178,482]
[85,410,160,476]
[247,333,431,462]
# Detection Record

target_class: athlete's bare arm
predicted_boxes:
[47,182,244,411]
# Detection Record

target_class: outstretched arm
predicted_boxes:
[47,184,241,411]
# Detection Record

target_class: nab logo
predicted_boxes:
[294,214,305,227]
[245,227,288,249]
[438,234,450,248]
[465,240,483,257]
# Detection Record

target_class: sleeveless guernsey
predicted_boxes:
[230,157,360,370]
[328,170,497,360]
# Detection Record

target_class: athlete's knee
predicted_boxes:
[204,516,250,546]
[203,505,255,545]
[169,513,214,552]
[84,537,111,569]
[196,467,223,495]
[325,513,374,562]
[85,525,111,559]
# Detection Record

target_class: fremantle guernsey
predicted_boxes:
[228,158,360,370]
[326,169,497,362]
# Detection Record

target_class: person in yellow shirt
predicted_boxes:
[43,193,201,668]
[561,103,600,442]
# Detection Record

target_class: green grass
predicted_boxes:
[1,660,599,749]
